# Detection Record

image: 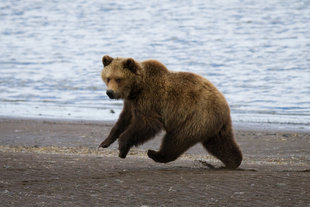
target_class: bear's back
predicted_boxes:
[141,60,169,77]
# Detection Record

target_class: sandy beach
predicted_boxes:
[0,118,309,206]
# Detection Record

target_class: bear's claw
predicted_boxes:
[119,148,130,159]
[98,140,111,148]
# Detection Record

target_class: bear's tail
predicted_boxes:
[203,120,242,169]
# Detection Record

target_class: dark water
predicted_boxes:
[0,0,309,130]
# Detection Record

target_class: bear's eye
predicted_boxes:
[116,79,121,83]
[106,78,111,83]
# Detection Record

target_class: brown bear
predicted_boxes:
[99,55,242,169]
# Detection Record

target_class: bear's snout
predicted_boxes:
[106,90,115,99]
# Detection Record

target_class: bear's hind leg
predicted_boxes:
[202,127,242,169]
[118,116,163,159]
[147,132,197,163]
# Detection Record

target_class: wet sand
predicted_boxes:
[0,118,309,206]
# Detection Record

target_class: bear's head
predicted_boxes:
[101,55,142,100]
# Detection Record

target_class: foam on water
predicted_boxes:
[0,0,309,131]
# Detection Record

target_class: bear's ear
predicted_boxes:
[102,55,113,67]
[124,58,138,74]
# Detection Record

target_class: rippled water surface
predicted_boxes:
[0,0,309,129]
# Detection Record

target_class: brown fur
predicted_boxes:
[99,55,242,169]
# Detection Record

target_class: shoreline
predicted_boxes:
[1,115,309,133]
[1,117,310,206]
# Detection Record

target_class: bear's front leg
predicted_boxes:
[118,138,131,159]
[99,101,132,148]
[117,115,163,159]
[99,135,117,148]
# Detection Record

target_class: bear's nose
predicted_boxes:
[106,90,114,99]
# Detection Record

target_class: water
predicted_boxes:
[0,0,309,130]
